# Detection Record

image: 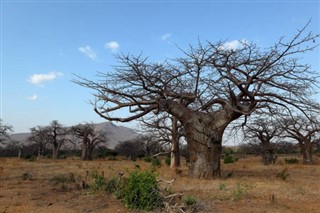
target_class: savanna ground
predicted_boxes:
[1,155,320,213]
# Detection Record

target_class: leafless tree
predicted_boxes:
[140,113,184,168]
[244,117,283,165]
[280,115,320,164]
[46,120,69,159]
[0,119,13,144]
[28,126,50,159]
[70,123,107,160]
[74,22,319,178]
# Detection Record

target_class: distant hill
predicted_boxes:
[9,122,140,149]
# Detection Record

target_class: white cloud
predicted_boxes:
[221,39,248,51]
[161,33,172,41]
[26,94,38,100]
[78,45,97,60]
[105,41,120,51]
[28,72,63,86]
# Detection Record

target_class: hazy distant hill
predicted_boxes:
[95,122,140,148]
[9,122,140,149]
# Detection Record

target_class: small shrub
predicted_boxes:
[285,158,299,164]
[276,168,290,181]
[183,195,197,206]
[232,183,248,201]
[219,183,226,190]
[151,158,161,167]
[224,154,234,164]
[25,155,36,162]
[165,157,171,166]
[104,176,123,194]
[123,169,163,210]
[144,156,152,162]
[90,171,107,192]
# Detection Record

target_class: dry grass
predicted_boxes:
[1,155,320,212]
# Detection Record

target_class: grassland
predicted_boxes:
[1,155,320,213]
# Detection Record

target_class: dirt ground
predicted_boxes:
[1,155,320,213]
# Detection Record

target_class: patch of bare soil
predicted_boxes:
[1,155,320,212]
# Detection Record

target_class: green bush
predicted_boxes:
[285,158,299,164]
[223,154,234,164]
[123,169,163,210]
[183,195,197,206]
[144,156,152,162]
[151,158,161,167]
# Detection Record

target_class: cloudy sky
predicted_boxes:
[1,0,319,133]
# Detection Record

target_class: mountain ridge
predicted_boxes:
[9,122,140,149]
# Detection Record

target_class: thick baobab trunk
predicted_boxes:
[187,131,223,178]
[87,146,94,161]
[160,100,241,179]
[170,116,180,168]
[81,145,88,160]
[300,143,313,165]
[52,147,59,159]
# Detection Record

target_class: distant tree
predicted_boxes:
[244,118,283,165]
[141,113,184,168]
[0,119,13,144]
[276,141,297,154]
[115,140,143,160]
[70,123,108,160]
[75,22,320,178]
[28,126,50,159]
[46,120,69,159]
[281,115,320,164]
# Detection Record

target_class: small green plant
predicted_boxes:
[219,183,226,190]
[123,169,163,210]
[224,154,234,164]
[276,168,290,181]
[285,158,299,164]
[104,176,123,194]
[165,157,171,166]
[151,158,161,167]
[183,195,197,206]
[232,183,248,201]
[90,171,107,192]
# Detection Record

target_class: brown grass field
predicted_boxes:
[1,155,320,213]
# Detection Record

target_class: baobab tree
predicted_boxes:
[28,126,50,159]
[75,23,319,178]
[70,123,107,160]
[244,118,283,165]
[140,113,184,168]
[47,120,69,159]
[281,115,320,165]
[0,119,13,144]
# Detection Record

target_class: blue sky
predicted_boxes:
[1,0,319,133]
